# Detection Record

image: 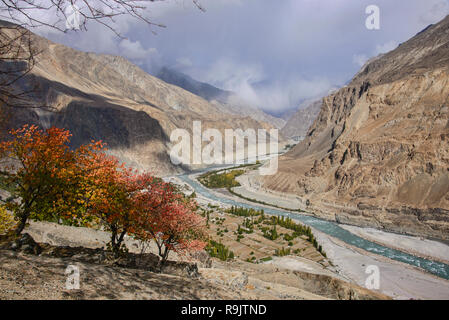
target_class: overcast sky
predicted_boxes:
[36,0,449,114]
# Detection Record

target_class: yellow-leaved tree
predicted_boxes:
[0,205,16,235]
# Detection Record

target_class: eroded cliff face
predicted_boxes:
[264,16,449,239]
[280,100,322,140]
[1,22,274,175]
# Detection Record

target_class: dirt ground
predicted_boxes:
[0,217,387,300]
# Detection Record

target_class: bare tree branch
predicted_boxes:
[0,1,205,37]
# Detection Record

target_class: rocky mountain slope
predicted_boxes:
[263,15,449,240]
[281,99,322,139]
[0,21,274,175]
[157,67,286,129]
[157,66,233,102]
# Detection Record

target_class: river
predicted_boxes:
[178,168,449,281]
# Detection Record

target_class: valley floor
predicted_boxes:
[2,168,448,300]
[313,229,449,300]
[173,171,449,300]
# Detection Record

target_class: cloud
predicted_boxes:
[189,58,262,104]
[375,41,399,55]
[353,54,370,67]
[118,39,158,61]
[251,76,333,113]
[195,58,264,89]
[420,0,449,24]
[174,57,193,69]
[353,40,398,67]
[24,0,449,113]
[187,57,332,112]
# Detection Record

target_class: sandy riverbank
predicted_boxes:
[339,225,449,265]
[313,228,449,300]
[234,170,304,210]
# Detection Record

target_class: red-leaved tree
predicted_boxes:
[87,162,161,258]
[130,180,206,268]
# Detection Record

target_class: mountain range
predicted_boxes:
[263,15,449,240]
[0,20,280,175]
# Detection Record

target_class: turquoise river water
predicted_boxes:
[178,170,449,280]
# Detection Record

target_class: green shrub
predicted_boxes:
[199,170,244,189]
[274,247,291,257]
[259,256,273,262]
[206,240,235,261]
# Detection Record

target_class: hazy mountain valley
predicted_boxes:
[262,15,449,240]
[1,5,449,302]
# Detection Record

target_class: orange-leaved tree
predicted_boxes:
[129,179,206,268]
[0,125,104,235]
[87,160,159,258]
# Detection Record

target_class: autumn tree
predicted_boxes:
[0,124,104,235]
[130,180,206,269]
[88,159,129,257]
[86,159,155,258]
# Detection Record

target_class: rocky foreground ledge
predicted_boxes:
[0,221,388,300]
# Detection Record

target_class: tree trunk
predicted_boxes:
[110,226,119,258]
[110,226,127,259]
[157,246,171,272]
[14,210,30,236]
